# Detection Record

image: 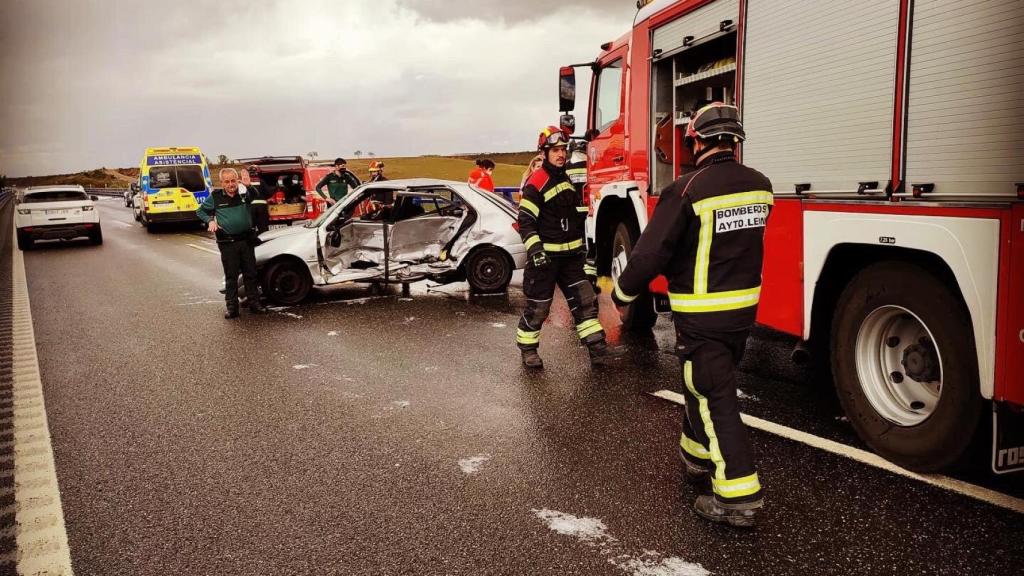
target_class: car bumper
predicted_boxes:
[146,211,200,224]
[21,223,98,240]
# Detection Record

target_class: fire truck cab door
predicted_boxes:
[587,48,628,196]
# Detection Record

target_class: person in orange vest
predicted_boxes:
[469,159,496,192]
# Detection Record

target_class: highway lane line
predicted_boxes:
[187,243,220,256]
[649,389,1024,515]
[8,223,75,575]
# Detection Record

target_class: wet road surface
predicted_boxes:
[12,200,1024,575]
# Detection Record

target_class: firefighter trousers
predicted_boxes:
[516,253,605,350]
[677,329,763,508]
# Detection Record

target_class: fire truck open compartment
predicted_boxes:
[649,0,739,194]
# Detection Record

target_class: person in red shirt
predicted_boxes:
[468,158,496,192]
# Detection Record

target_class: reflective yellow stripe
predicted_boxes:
[516,328,541,345]
[566,168,587,175]
[680,434,711,461]
[520,198,540,218]
[576,207,589,213]
[684,361,727,480]
[524,235,541,250]
[576,318,603,339]
[543,182,574,202]
[543,239,583,252]
[670,286,761,313]
[694,210,713,294]
[712,473,761,499]
[614,282,637,303]
[691,190,774,215]
[250,200,268,205]
[584,264,598,275]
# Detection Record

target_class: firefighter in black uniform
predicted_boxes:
[516,125,623,369]
[612,103,773,527]
[244,165,270,234]
[560,117,598,286]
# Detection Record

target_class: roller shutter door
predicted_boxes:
[905,0,1024,197]
[742,0,900,193]
[652,0,739,55]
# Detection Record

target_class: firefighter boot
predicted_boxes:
[521,349,544,370]
[249,301,267,314]
[694,495,761,529]
[587,340,625,366]
[224,304,240,320]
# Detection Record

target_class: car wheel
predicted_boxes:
[831,261,981,472]
[262,260,312,305]
[16,230,33,251]
[611,221,658,332]
[89,226,103,245]
[466,247,512,294]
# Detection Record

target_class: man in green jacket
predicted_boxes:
[315,157,362,205]
[197,168,266,319]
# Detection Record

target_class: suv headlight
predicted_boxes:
[16,209,30,215]
[82,206,94,211]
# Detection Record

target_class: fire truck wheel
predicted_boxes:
[262,259,312,305]
[466,247,512,294]
[611,221,657,332]
[831,261,981,472]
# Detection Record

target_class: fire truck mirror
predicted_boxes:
[559,67,576,113]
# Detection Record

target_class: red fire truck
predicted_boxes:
[236,156,335,225]
[560,0,1023,473]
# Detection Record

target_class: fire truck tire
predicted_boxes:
[466,247,513,294]
[612,221,658,332]
[262,259,311,306]
[831,261,981,472]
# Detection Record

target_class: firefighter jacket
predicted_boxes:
[612,151,774,333]
[517,159,588,257]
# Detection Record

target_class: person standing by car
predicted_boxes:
[241,165,270,234]
[315,158,361,206]
[197,168,266,319]
[469,159,496,192]
[611,103,773,528]
[515,126,623,370]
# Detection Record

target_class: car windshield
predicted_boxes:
[149,165,207,192]
[24,190,89,203]
[305,196,348,228]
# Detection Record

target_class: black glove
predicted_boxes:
[530,250,551,269]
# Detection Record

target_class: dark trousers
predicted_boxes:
[252,205,270,234]
[677,328,762,507]
[219,239,259,309]
[516,253,604,350]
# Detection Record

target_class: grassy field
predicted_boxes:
[11,154,534,189]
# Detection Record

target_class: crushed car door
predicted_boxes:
[387,191,468,264]
[318,188,393,283]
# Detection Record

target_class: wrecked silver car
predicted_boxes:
[253,179,527,305]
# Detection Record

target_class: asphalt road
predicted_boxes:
[13,200,1024,575]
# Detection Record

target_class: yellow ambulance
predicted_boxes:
[132,147,212,230]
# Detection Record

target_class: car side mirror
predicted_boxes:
[329,228,342,248]
[559,66,576,113]
[450,207,464,218]
[91,195,99,201]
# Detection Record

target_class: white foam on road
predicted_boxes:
[327,331,339,337]
[293,364,318,371]
[457,454,491,475]
[391,400,410,409]
[532,509,708,576]
[650,389,1024,515]
[490,323,507,328]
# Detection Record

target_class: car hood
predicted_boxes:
[259,225,310,242]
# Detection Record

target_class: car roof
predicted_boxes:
[24,185,86,193]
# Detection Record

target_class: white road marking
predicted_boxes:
[9,223,75,575]
[650,390,1024,514]
[186,243,219,256]
[532,509,708,576]
[110,220,134,228]
[458,454,490,474]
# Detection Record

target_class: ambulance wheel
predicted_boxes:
[262,259,311,305]
[831,261,981,472]
[611,221,657,332]
[466,247,512,294]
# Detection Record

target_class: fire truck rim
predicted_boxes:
[855,305,944,427]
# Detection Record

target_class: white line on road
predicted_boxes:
[10,223,75,575]
[650,389,1024,515]
[187,243,219,256]
[110,220,134,228]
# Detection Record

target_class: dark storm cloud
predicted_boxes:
[398,0,636,23]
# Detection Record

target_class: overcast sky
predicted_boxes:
[0,0,636,177]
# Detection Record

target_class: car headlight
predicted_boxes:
[17,209,30,215]
[82,206,94,211]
